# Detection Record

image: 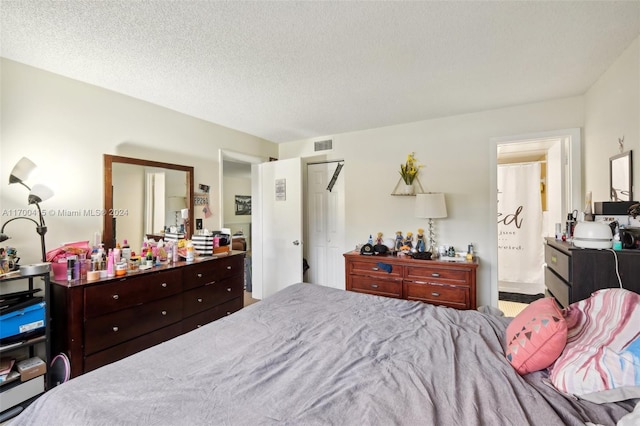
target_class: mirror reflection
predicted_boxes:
[610,151,633,202]
[104,155,194,250]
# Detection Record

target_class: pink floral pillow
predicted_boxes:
[505,297,567,375]
[549,288,640,403]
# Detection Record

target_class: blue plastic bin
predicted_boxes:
[0,301,46,340]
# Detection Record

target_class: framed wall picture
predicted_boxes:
[235,195,252,215]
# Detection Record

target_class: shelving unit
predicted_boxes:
[390,176,425,196]
[0,268,51,422]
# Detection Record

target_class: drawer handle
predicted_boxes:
[551,255,557,264]
[431,273,440,277]
[226,311,231,315]
[112,326,119,332]
[161,282,167,288]
[197,298,203,303]
[431,292,440,297]
[371,267,379,271]
[370,284,379,288]
[227,266,232,270]
[197,273,203,278]
[112,294,119,300]
[161,311,167,316]
[227,287,232,292]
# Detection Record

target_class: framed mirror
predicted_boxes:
[103,154,194,250]
[610,150,633,202]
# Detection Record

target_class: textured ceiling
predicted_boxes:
[1,1,639,143]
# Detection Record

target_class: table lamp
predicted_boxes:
[415,192,447,256]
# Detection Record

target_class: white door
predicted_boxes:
[306,162,346,289]
[251,158,303,299]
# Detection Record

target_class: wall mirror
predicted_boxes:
[610,150,633,202]
[103,154,194,249]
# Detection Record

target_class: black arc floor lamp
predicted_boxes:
[0,157,54,263]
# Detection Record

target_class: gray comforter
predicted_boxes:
[10,283,634,425]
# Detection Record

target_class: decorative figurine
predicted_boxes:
[395,231,404,251]
[416,228,426,252]
[403,232,414,250]
[375,232,384,246]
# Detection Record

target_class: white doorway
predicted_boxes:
[219,149,264,241]
[305,161,346,289]
[489,128,582,305]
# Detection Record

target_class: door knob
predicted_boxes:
[293,240,300,246]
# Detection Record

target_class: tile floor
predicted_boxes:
[498,300,528,317]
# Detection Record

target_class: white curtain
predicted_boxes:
[497,163,544,293]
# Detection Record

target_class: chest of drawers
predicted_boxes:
[344,252,478,309]
[51,253,245,378]
[544,237,640,307]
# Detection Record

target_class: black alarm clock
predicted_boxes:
[360,243,374,255]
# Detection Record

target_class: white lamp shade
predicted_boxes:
[167,196,187,212]
[9,157,37,184]
[28,184,54,204]
[415,193,447,219]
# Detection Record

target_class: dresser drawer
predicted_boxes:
[183,256,244,290]
[544,267,570,308]
[84,293,183,355]
[405,265,471,286]
[347,259,403,279]
[84,269,183,318]
[182,297,243,333]
[84,322,183,373]
[404,282,470,309]
[349,275,402,298]
[545,243,570,283]
[183,275,244,317]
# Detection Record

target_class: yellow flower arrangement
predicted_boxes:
[399,152,422,184]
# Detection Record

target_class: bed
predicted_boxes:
[9,283,637,425]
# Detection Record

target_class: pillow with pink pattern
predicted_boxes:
[505,297,567,375]
[549,288,640,403]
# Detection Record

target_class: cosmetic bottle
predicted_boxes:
[67,257,75,282]
[74,259,81,281]
[566,213,576,240]
[146,247,153,267]
[107,250,115,277]
[186,241,195,262]
[172,242,179,263]
[114,243,121,263]
[613,230,623,251]
[122,239,131,261]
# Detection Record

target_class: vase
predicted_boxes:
[400,182,414,195]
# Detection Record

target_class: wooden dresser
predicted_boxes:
[544,237,640,308]
[344,252,478,309]
[51,253,245,378]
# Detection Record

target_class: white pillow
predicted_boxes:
[548,288,640,403]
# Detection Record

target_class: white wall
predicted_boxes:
[280,35,640,308]
[584,37,640,203]
[280,97,585,307]
[0,59,277,263]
